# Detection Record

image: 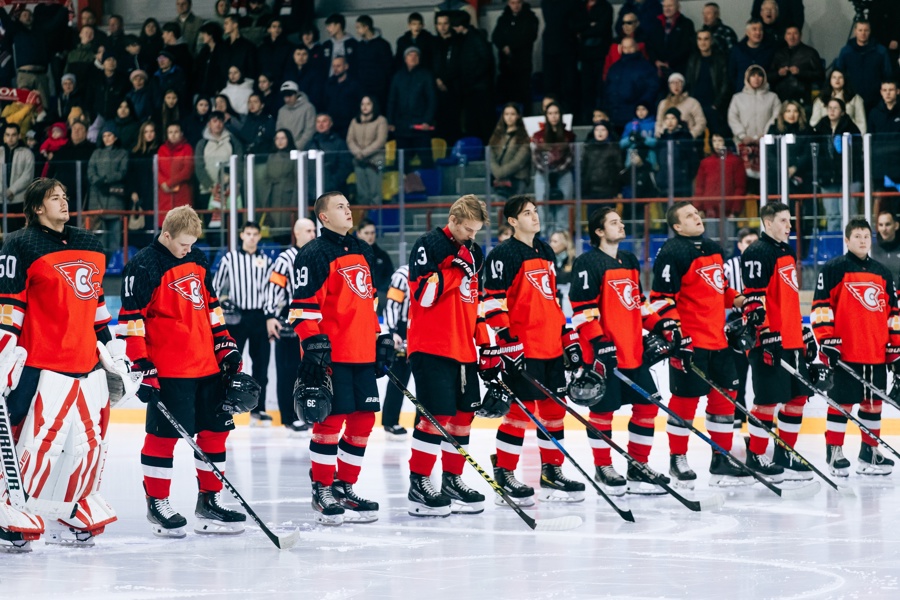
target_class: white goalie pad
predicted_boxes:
[0,471,44,536]
[98,340,141,406]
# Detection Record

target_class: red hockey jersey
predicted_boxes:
[741,232,804,350]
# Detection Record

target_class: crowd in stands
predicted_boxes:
[2,0,900,253]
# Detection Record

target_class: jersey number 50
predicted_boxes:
[0,255,17,278]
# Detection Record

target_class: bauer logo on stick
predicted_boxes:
[337,264,374,299]
[844,281,886,312]
[524,268,555,301]
[695,264,726,294]
[168,274,205,310]
[607,279,640,310]
[54,260,101,300]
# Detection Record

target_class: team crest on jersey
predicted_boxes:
[337,264,374,299]
[845,281,886,312]
[54,260,101,300]
[524,268,555,301]
[778,264,800,293]
[607,278,640,310]
[168,274,205,309]
[459,274,477,303]
[695,264,726,293]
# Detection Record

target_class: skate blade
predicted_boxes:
[829,466,850,478]
[856,465,893,476]
[407,502,451,518]
[385,434,408,443]
[538,488,586,502]
[449,499,485,514]
[250,420,272,428]
[314,512,344,525]
[708,475,755,488]
[194,518,246,535]
[494,494,535,507]
[626,481,668,495]
[340,510,379,523]
[593,479,627,497]
[46,530,96,547]
[669,477,696,491]
[0,540,32,553]
[149,523,187,539]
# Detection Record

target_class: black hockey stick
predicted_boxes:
[384,368,583,531]
[614,368,821,500]
[782,359,900,463]
[836,360,900,412]
[153,400,300,550]
[492,379,636,521]
[690,364,854,497]
[517,372,724,513]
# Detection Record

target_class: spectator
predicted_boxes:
[768,25,823,107]
[114,99,140,151]
[38,122,68,178]
[127,120,160,245]
[299,24,328,80]
[436,0,478,25]
[154,89,183,136]
[616,0,662,36]
[604,36,659,130]
[183,97,211,146]
[139,19,164,70]
[810,68,867,133]
[256,73,283,117]
[354,15,394,110]
[323,56,363,137]
[321,13,358,75]
[620,104,659,199]
[452,11,495,142]
[701,2,737,54]
[213,94,245,135]
[0,123,33,229]
[727,65,780,161]
[305,113,352,197]
[222,13,259,80]
[161,22,193,74]
[171,0,202,56]
[88,122,129,254]
[153,51,189,111]
[685,29,730,134]
[694,133,746,218]
[766,100,813,197]
[125,70,153,123]
[103,14,127,62]
[872,210,900,284]
[655,72,707,138]
[577,0,615,122]
[648,0,696,79]
[0,5,68,109]
[603,11,650,80]
[91,50,130,123]
[46,118,94,207]
[194,22,227,101]
[283,46,323,110]
[347,96,388,208]
[751,0,803,30]
[263,129,297,238]
[221,65,255,115]
[549,230,575,292]
[582,120,623,201]
[531,102,575,232]
[541,0,582,115]
[237,93,275,156]
[196,111,244,214]
[835,20,894,112]
[728,20,775,93]
[211,0,230,28]
[258,17,292,86]
[243,0,274,46]
[156,122,194,224]
[492,0,541,115]
[51,74,86,125]
[758,0,785,43]
[356,218,394,307]
[657,107,698,198]
[867,80,900,214]
[276,81,316,150]
[395,12,435,73]
[121,35,146,75]
[433,11,462,143]
[813,98,861,232]
[65,26,98,86]
[487,103,531,198]
[387,47,437,167]
[498,223,514,242]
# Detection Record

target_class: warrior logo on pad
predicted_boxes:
[168,274,205,310]
[696,264,726,293]
[55,260,101,300]
[778,264,800,293]
[524,268,555,301]
[607,278,641,310]
[845,281,885,312]
[337,264,373,299]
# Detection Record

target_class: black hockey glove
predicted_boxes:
[590,336,617,379]
[725,315,754,354]
[890,373,900,404]
[215,336,242,375]
[818,337,841,369]
[669,334,694,373]
[743,296,766,330]
[299,334,332,387]
[132,358,159,404]
[642,332,669,366]
[374,333,395,378]
[561,328,583,371]
[801,326,817,363]
[759,330,783,367]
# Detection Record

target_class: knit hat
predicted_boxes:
[101,122,118,137]
[61,73,76,86]
[403,46,421,58]
[665,107,682,120]
[101,48,117,63]
[130,69,148,82]
[158,50,175,63]
[668,72,685,84]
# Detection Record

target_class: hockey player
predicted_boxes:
[812,218,899,476]
[0,178,118,551]
[569,207,670,495]
[290,192,393,525]
[406,194,501,517]
[742,202,815,481]
[483,196,585,504]
[264,217,318,436]
[120,206,248,538]
[649,201,752,487]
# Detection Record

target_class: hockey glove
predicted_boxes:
[590,336,617,379]
[653,318,682,351]
[561,328,583,371]
[886,344,900,367]
[299,334,332,387]
[374,333,395,378]
[451,244,475,279]
[759,330,783,367]
[724,316,754,354]
[215,337,242,375]
[818,337,841,369]
[132,358,160,404]
[495,328,525,372]
[890,373,900,404]
[743,296,766,330]
[801,326,817,363]
[478,348,502,382]
[642,332,670,366]
[669,334,694,373]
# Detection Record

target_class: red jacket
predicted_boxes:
[157,140,194,225]
[694,151,746,217]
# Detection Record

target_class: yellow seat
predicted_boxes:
[385,140,396,167]
[432,137,448,161]
[383,171,400,201]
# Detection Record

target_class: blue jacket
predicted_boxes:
[604,53,659,126]
[727,38,775,93]
[835,41,893,111]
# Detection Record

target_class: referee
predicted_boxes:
[264,218,317,435]
[213,221,274,425]
[724,227,758,428]
[382,263,410,439]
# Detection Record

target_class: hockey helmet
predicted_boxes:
[294,374,333,424]
[807,363,834,393]
[476,382,513,419]
[567,369,606,407]
[220,372,261,414]
[642,333,669,366]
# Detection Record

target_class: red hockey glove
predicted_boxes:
[590,336,617,378]
[215,337,243,375]
[451,244,475,278]
[887,345,900,366]
[818,337,841,369]
[478,347,502,382]
[759,330,783,367]
[669,334,694,372]
[743,297,766,330]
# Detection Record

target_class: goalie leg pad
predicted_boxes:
[0,473,44,537]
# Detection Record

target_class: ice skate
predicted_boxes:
[332,479,379,523]
[442,472,485,514]
[250,412,273,428]
[286,420,311,438]
[491,454,535,506]
[626,463,669,495]
[46,521,96,547]
[746,451,785,483]
[194,491,246,534]
[311,480,344,526]
[594,465,626,497]
[773,445,814,481]
[669,454,697,490]
[826,444,851,477]
[857,444,894,476]
[708,452,754,487]
[408,473,451,517]
[539,463,585,502]
[146,496,187,538]
[384,424,408,441]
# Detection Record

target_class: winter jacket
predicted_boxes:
[727,66,781,146]
[489,132,531,183]
[656,125,697,198]
[126,87,154,123]
[728,38,776,93]
[221,78,255,115]
[685,51,730,110]
[258,35,293,84]
[304,131,352,195]
[0,145,34,205]
[47,140,95,206]
[263,149,296,233]
[604,52,660,127]
[222,36,260,80]
[620,116,659,169]
[87,144,129,212]
[237,111,275,155]
[395,30,436,73]
[541,0,583,57]
[115,113,140,153]
[768,42,824,105]
[347,115,388,165]
[810,94,867,134]
[834,40,893,111]
[282,63,323,111]
[157,140,194,223]
[323,75,364,137]
[127,148,158,211]
[531,128,575,174]
[457,28,494,90]
[581,140,623,200]
[151,65,189,111]
[194,43,228,100]
[276,93,316,150]
[195,128,244,194]
[694,150,746,216]
[580,1,614,61]
[91,70,130,121]
[354,34,394,106]
[648,12,696,75]
[655,92,707,138]
[492,2,541,72]
[813,115,862,186]
[64,43,97,84]
[387,66,436,133]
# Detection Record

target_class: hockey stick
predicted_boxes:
[0,394,28,510]
[782,359,900,463]
[384,368,583,531]
[836,360,900,412]
[152,400,300,550]
[614,368,821,500]
[690,364,854,497]
[516,372,724,513]
[492,379,637,521]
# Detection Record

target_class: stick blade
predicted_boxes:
[274,528,301,550]
[778,480,822,500]
[698,493,726,511]
[836,484,857,498]
[533,515,584,531]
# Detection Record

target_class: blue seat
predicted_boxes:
[193,242,212,261]
[436,137,484,166]
[814,233,844,264]
[211,247,228,273]
[405,168,442,202]
[647,235,668,264]
[106,246,138,276]
[258,241,282,261]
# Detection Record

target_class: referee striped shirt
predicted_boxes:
[724,254,744,295]
[212,248,273,310]
[384,265,410,337]
[264,246,300,318]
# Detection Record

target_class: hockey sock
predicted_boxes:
[195,430,228,493]
[776,396,807,448]
[495,400,532,471]
[666,396,699,455]
[409,415,450,476]
[535,398,566,467]
[587,411,613,466]
[706,389,737,452]
[824,404,851,447]
[336,411,376,484]
[628,403,658,463]
[748,404,777,455]
[141,434,178,498]
[310,414,347,485]
[442,411,474,476]
[858,399,882,448]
